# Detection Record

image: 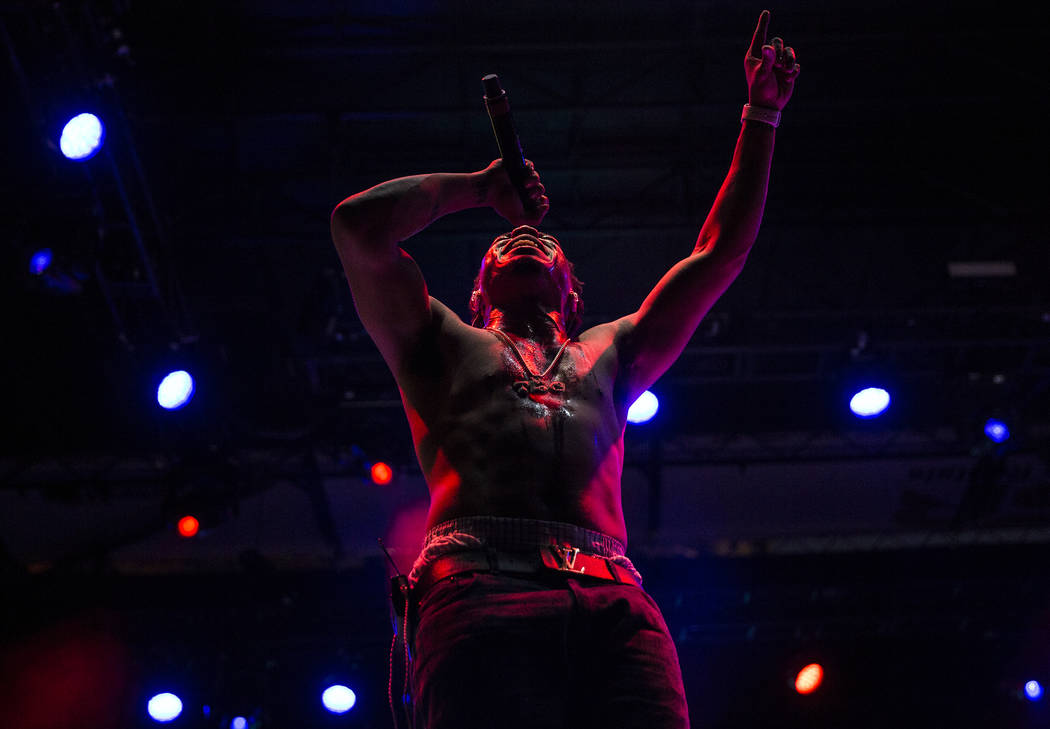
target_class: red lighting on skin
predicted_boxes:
[794,663,824,694]
[177,515,200,538]
[371,462,393,485]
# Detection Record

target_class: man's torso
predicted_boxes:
[393,299,633,544]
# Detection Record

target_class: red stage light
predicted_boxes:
[794,663,824,694]
[177,515,200,538]
[370,462,393,485]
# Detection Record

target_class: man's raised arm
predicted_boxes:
[617,10,800,397]
[330,160,548,366]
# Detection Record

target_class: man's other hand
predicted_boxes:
[744,10,800,111]
[481,159,549,227]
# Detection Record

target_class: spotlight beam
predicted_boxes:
[48,1,195,351]
[298,452,344,559]
[104,146,163,301]
[0,18,45,136]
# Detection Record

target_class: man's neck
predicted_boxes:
[485,308,568,344]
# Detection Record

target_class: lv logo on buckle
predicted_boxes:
[553,545,584,573]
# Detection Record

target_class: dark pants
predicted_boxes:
[411,571,690,729]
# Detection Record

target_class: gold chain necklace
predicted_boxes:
[486,328,572,397]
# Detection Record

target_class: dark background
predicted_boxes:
[2,1,1048,727]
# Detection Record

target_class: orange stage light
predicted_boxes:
[371,462,393,485]
[177,515,200,538]
[794,663,824,694]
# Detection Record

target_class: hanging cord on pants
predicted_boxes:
[381,539,415,729]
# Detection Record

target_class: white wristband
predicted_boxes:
[741,103,780,128]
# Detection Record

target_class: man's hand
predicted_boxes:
[481,159,549,228]
[744,10,799,111]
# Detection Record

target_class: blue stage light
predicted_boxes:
[157,370,195,410]
[984,418,1010,443]
[147,692,183,722]
[627,390,659,424]
[849,387,890,418]
[59,113,104,161]
[1025,680,1043,701]
[29,248,53,275]
[231,717,247,729]
[321,684,356,714]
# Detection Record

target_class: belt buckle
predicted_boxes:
[550,545,587,574]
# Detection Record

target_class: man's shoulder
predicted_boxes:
[575,316,640,391]
[393,297,496,391]
[577,316,633,348]
[428,296,482,340]
[398,296,484,364]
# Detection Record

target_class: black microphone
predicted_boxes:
[482,74,534,212]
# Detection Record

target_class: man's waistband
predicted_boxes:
[408,516,644,588]
[412,545,642,601]
[421,516,628,556]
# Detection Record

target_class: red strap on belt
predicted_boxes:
[540,545,622,582]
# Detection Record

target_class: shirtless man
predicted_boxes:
[330,11,797,729]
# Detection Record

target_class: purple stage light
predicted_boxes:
[849,387,890,418]
[29,248,53,275]
[984,418,1009,443]
[627,390,659,424]
[147,692,183,722]
[321,684,356,714]
[59,113,104,161]
[157,370,195,410]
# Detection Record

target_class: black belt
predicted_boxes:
[412,545,641,602]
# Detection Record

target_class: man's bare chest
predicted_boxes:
[446,331,616,416]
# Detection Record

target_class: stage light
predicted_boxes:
[157,370,195,410]
[59,112,105,161]
[371,461,393,485]
[1025,680,1043,701]
[147,692,183,722]
[849,386,890,418]
[627,390,659,424]
[984,418,1010,443]
[29,248,53,275]
[321,684,356,714]
[231,717,247,729]
[794,663,824,695]
[177,515,199,538]
[26,248,84,294]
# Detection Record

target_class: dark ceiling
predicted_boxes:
[2,0,1048,570]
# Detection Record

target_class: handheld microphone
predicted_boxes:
[482,74,534,212]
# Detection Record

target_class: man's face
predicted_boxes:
[478,225,572,312]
